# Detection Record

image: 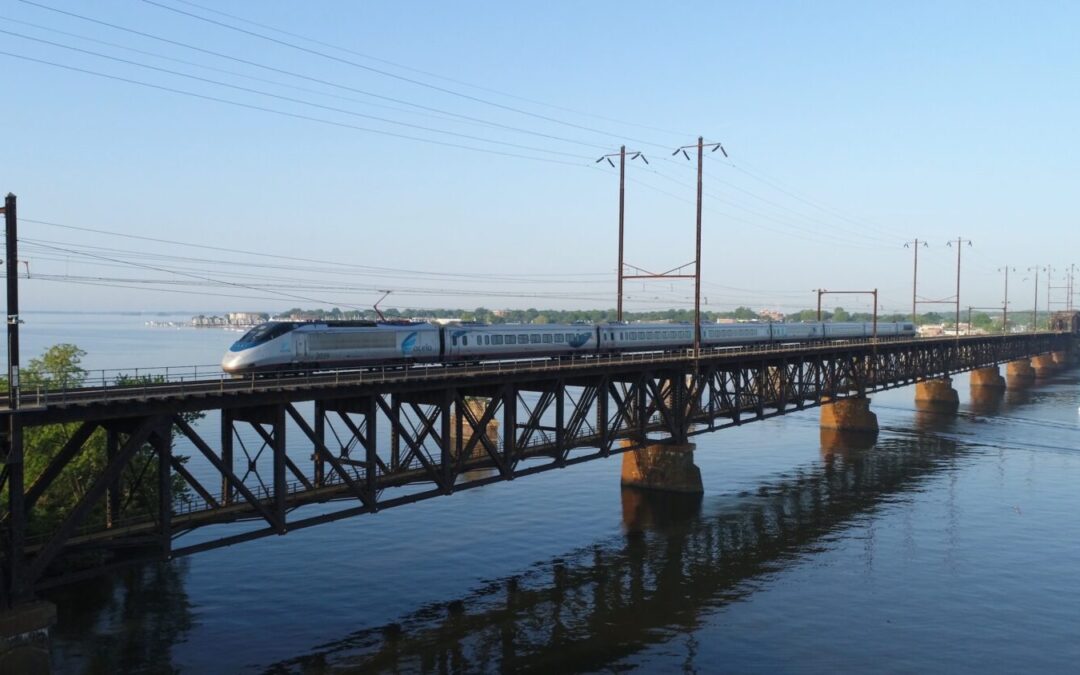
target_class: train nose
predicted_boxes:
[221,350,248,374]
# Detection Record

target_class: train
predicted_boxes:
[221,319,917,375]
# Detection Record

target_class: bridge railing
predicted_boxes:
[1,333,1046,408]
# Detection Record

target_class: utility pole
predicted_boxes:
[1066,263,1077,312]
[998,266,1014,333]
[1028,266,1040,331]
[596,146,647,322]
[904,239,927,324]
[947,237,972,336]
[1045,265,1054,323]
[2,192,24,605]
[674,137,725,357]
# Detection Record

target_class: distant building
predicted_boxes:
[759,309,785,322]
[1050,311,1080,334]
[227,312,266,327]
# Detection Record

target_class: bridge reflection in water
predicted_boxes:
[259,432,965,674]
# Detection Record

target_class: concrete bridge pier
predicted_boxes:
[1051,351,1072,368]
[1031,354,1059,378]
[621,441,703,494]
[1006,359,1035,388]
[0,600,56,673]
[819,397,878,434]
[915,378,959,412]
[970,366,1006,389]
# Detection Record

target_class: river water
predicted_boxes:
[11,314,1080,674]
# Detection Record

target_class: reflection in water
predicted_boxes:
[47,559,193,673]
[968,387,1006,416]
[912,404,960,434]
[266,434,963,674]
[819,428,877,458]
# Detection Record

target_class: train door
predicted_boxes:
[294,334,308,359]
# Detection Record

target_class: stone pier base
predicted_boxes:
[970,366,1006,389]
[0,601,56,674]
[621,442,703,494]
[820,397,878,434]
[1051,351,1071,366]
[1006,359,1035,388]
[915,378,959,411]
[1032,354,1058,378]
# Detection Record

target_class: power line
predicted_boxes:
[2,28,592,160]
[16,221,609,281]
[168,0,693,139]
[13,0,612,152]
[139,0,670,151]
[0,50,588,167]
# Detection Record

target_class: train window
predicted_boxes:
[462,336,469,346]
[555,334,564,343]
[451,335,458,346]
[492,335,503,345]
[542,334,552,343]
[484,335,490,345]
[516,335,527,344]
[530,334,541,344]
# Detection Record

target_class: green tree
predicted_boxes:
[832,307,850,322]
[3,345,198,537]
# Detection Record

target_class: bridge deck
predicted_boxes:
[1,331,1071,599]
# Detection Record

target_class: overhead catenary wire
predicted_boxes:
[138,0,672,152]
[12,0,613,152]
[5,1,943,310]
[167,0,694,139]
[15,1,906,251]
[0,50,594,168]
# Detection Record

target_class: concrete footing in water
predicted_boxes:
[970,366,1006,389]
[1006,359,1035,388]
[1051,351,1071,367]
[1031,354,1058,378]
[0,600,56,674]
[819,397,878,434]
[915,378,959,411]
[620,442,703,494]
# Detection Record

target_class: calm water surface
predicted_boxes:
[12,314,1080,673]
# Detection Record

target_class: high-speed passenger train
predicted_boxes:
[221,319,916,375]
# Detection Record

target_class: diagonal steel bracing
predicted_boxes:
[0,331,1070,598]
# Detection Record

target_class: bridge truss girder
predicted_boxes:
[0,333,1067,601]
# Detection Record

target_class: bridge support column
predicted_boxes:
[620,441,703,494]
[1032,354,1058,378]
[0,600,56,673]
[819,397,878,434]
[915,378,959,411]
[450,397,499,461]
[1006,359,1035,388]
[970,366,1005,389]
[1051,351,1071,367]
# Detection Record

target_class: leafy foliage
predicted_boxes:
[3,344,199,538]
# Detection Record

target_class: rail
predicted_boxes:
[0,332,1056,409]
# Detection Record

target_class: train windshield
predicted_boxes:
[231,322,297,350]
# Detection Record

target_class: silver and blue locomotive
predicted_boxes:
[222,319,916,375]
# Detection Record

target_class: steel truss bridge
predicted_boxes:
[0,331,1070,603]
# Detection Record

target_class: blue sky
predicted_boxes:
[1,1,1078,317]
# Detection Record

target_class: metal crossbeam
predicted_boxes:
[0,332,1072,597]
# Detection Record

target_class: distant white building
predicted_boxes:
[227,312,265,327]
